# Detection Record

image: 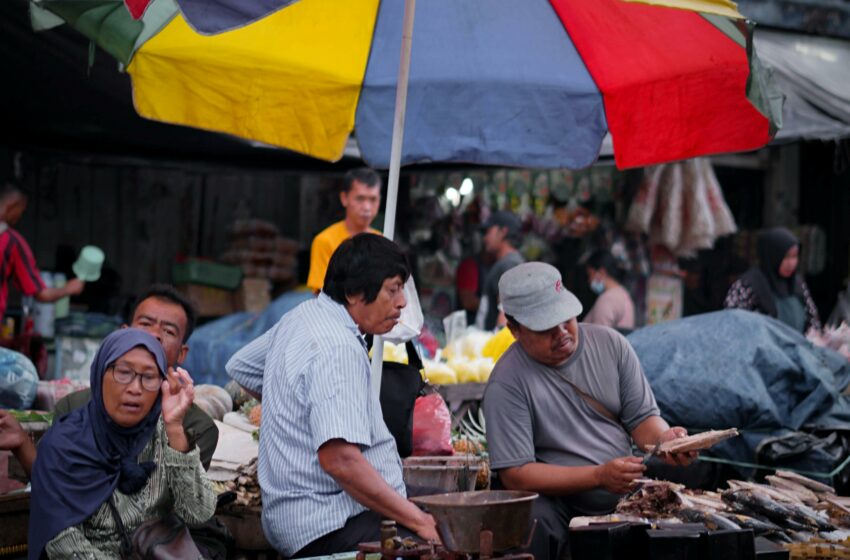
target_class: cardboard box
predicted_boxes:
[235,278,271,313]
[177,283,235,317]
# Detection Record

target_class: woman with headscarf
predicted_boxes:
[28,328,216,559]
[724,227,821,333]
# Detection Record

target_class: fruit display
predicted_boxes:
[396,330,500,386]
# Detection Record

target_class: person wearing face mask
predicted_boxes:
[482,262,693,560]
[583,250,635,330]
[724,227,821,333]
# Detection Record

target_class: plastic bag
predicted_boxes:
[0,347,38,409]
[412,393,454,456]
[384,276,424,344]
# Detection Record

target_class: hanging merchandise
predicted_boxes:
[626,158,737,257]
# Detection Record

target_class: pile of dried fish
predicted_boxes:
[217,457,261,507]
[614,470,850,545]
[656,428,739,455]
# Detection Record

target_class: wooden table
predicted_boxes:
[0,492,29,558]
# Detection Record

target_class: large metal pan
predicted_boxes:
[411,490,538,553]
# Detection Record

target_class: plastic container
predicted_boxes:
[32,272,55,338]
[53,273,69,319]
[172,259,243,290]
[72,246,105,282]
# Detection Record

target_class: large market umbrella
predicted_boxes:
[31,0,779,173]
[29,0,780,385]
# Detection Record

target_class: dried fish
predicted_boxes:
[722,489,835,532]
[673,490,727,512]
[765,475,819,505]
[656,429,739,454]
[722,489,810,532]
[727,480,799,504]
[717,512,783,535]
[775,470,835,494]
[616,480,683,516]
[677,508,741,531]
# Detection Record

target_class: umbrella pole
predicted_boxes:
[372,0,416,398]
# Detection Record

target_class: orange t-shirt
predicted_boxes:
[306,221,380,291]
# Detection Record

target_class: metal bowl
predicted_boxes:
[403,455,484,493]
[411,490,538,553]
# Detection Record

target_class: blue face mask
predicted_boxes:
[590,279,606,295]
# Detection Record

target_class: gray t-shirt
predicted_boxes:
[481,251,524,330]
[482,324,659,514]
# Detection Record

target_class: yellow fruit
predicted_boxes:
[381,342,409,364]
[474,358,495,382]
[482,327,516,361]
[449,359,481,384]
[423,360,458,385]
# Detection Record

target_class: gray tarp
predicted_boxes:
[628,309,850,474]
[755,28,850,142]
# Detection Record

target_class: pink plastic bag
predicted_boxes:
[411,393,454,456]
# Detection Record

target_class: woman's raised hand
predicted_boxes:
[161,367,195,427]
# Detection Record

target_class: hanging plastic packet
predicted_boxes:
[384,276,424,344]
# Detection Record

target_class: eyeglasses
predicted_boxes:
[109,364,163,392]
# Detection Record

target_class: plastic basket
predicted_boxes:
[172,260,243,291]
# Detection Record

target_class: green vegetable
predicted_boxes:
[9,409,54,425]
[240,398,259,416]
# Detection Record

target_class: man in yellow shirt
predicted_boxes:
[307,168,382,292]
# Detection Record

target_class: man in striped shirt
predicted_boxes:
[252,234,438,557]
[0,182,84,320]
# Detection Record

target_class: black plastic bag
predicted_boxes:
[378,340,425,458]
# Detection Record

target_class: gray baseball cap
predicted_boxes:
[499,262,583,331]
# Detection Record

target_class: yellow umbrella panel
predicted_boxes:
[129,0,379,162]
[622,0,743,18]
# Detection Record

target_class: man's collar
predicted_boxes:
[317,292,367,347]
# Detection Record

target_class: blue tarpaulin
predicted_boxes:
[182,291,313,387]
[628,309,850,474]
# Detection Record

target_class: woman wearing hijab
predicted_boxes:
[724,227,821,333]
[29,328,215,559]
[583,250,635,330]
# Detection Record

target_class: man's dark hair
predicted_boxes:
[504,313,520,329]
[342,168,381,193]
[130,284,197,342]
[323,233,410,305]
[586,250,623,282]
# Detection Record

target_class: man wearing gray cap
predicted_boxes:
[476,210,524,330]
[482,262,692,560]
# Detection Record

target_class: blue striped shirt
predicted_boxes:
[226,328,269,396]
[257,293,405,556]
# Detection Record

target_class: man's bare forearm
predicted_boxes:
[12,438,36,477]
[499,462,601,495]
[318,441,431,534]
